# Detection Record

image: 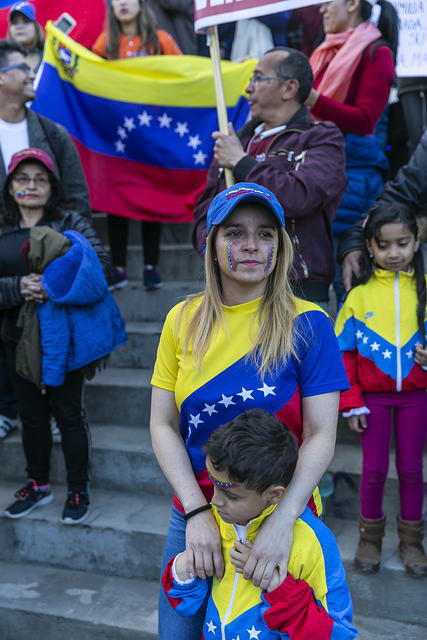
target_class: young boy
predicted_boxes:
[162,409,358,639]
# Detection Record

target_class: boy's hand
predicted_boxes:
[414,344,427,367]
[230,539,252,572]
[347,414,367,433]
[174,551,193,581]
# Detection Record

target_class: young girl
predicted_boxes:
[92,0,181,290]
[335,202,427,576]
[7,1,45,72]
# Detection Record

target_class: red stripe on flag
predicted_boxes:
[73,139,207,223]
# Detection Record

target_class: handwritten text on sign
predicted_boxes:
[390,1,427,77]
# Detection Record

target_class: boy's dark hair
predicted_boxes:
[264,47,313,104]
[0,40,27,68]
[358,201,426,346]
[204,409,298,494]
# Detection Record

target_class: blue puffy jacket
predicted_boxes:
[39,230,127,386]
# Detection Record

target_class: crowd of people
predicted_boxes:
[0,0,426,638]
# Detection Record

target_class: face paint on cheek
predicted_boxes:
[265,242,276,273]
[225,241,237,272]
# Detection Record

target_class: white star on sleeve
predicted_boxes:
[138,110,152,126]
[206,620,217,633]
[382,349,392,359]
[406,349,413,358]
[202,403,218,416]
[218,394,235,408]
[115,140,125,153]
[189,414,204,429]
[175,121,189,137]
[123,116,136,132]
[257,382,276,397]
[356,330,363,339]
[233,636,241,640]
[247,625,261,639]
[158,112,172,128]
[117,126,127,140]
[236,387,254,401]
[188,134,201,149]
[370,342,380,351]
[362,336,369,344]
[193,150,207,165]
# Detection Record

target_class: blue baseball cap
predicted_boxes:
[206,182,285,237]
[9,2,36,22]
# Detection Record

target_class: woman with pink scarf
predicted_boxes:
[305,0,398,302]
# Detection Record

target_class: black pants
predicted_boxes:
[107,215,161,267]
[5,343,91,492]
[400,90,427,156]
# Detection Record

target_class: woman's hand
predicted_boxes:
[20,274,48,303]
[231,539,282,592]
[347,414,367,433]
[185,508,224,580]
[241,510,293,591]
[414,344,427,367]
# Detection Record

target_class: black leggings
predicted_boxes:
[107,215,161,267]
[5,343,91,492]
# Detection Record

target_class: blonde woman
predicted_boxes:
[150,182,349,640]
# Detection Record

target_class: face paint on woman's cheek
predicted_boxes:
[224,241,237,272]
[265,243,276,273]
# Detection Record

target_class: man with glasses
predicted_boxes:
[193,47,347,309]
[0,40,91,441]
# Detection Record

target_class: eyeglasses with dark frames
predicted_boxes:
[0,62,33,74]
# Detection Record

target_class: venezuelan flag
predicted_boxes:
[31,23,254,223]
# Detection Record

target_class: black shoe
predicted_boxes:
[61,490,90,525]
[108,267,128,291]
[144,265,162,290]
[4,479,53,519]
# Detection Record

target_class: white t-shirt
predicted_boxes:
[0,117,29,171]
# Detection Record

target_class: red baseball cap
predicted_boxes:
[8,148,55,175]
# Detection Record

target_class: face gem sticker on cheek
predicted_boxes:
[265,243,276,273]
[225,241,237,272]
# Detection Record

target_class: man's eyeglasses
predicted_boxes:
[0,62,32,74]
[248,74,291,86]
[12,175,49,186]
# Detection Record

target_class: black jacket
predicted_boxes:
[338,130,427,261]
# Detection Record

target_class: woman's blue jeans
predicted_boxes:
[158,505,208,640]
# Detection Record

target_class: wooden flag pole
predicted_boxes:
[207,25,234,188]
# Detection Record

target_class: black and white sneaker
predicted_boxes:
[61,490,90,525]
[0,415,19,440]
[4,479,53,518]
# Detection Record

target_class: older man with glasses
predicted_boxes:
[193,47,347,310]
[0,39,92,441]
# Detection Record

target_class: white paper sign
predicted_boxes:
[389,0,427,77]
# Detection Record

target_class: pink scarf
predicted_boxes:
[309,21,382,104]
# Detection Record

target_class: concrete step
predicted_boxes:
[128,243,204,283]
[0,425,172,495]
[0,482,170,580]
[353,614,427,640]
[85,367,152,426]
[111,280,201,322]
[109,321,162,368]
[0,561,157,640]
[92,213,193,246]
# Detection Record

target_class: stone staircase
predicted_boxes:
[0,215,426,639]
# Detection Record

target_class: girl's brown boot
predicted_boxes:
[397,516,427,577]
[354,515,386,573]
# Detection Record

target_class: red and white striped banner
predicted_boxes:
[194,0,323,32]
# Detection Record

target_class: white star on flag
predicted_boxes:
[117,126,127,140]
[257,382,276,397]
[247,626,261,639]
[218,394,235,408]
[175,121,189,137]
[382,349,392,359]
[193,150,207,165]
[202,403,218,416]
[206,620,217,633]
[138,110,152,126]
[362,336,369,344]
[123,116,136,131]
[233,636,241,640]
[406,349,413,358]
[189,414,203,429]
[158,112,172,128]
[237,387,254,401]
[371,342,380,351]
[356,330,363,339]
[188,134,201,149]
[115,140,125,153]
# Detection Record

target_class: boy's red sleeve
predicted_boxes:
[262,574,334,639]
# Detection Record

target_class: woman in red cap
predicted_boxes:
[0,147,116,525]
[7,2,45,72]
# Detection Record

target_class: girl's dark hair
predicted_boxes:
[106,0,159,59]
[358,202,426,346]
[2,161,63,226]
[360,0,399,61]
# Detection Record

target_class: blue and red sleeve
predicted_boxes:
[161,556,210,617]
